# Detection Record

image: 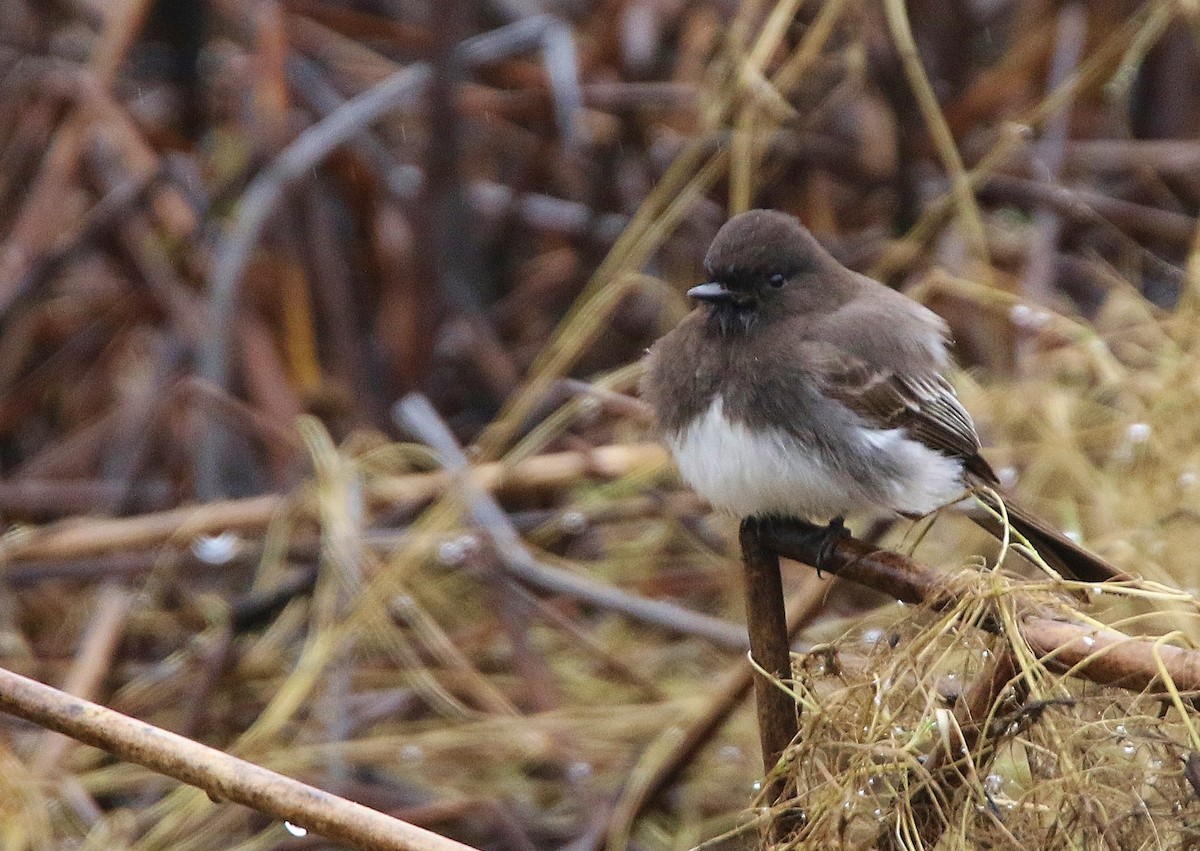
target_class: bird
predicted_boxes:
[640,208,1119,584]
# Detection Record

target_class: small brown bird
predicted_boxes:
[641,209,1118,583]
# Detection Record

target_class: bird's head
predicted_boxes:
[690,209,834,334]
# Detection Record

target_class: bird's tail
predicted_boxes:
[965,489,1123,584]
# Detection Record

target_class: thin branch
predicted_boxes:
[197,62,432,499]
[33,581,133,776]
[603,573,830,850]
[3,442,671,562]
[0,667,479,851]
[393,395,747,650]
[1021,2,1086,316]
[882,0,990,270]
[758,517,1200,694]
[738,517,798,777]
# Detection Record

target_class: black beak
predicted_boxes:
[687,281,734,303]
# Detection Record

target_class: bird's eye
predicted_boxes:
[768,274,787,288]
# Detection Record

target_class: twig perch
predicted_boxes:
[0,667,478,851]
[738,517,799,798]
[603,573,831,848]
[758,517,1200,694]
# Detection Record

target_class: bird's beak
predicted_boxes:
[687,281,733,302]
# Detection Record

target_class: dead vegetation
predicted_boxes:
[1,0,1200,849]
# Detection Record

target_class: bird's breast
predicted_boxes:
[665,395,863,519]
[665,395,966,520]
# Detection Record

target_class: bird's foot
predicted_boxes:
[741,515,849,576]
[814,516,848,576]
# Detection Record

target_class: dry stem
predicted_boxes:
[760,518,1200,694]
[0,667,478,851]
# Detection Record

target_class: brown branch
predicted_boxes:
[0,667,479,851]
[1022,617,1200,691]
[762,520,943,605]
[758,517,1200,694]
[32,581,133,777]
[1064,139,1200,176]
[196,61,432,499]
[603,573,830,850]
[979,173,1196,245]
[739,517,799,780]
[392,397,745,649]
[2,442,671,562]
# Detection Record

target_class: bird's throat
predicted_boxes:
[707,302,758,336]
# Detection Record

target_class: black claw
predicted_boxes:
[815,516,848,576]
[740,515,849,575]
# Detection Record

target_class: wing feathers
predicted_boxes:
[800,343,984,469]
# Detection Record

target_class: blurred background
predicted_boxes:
[1,0,1199,848]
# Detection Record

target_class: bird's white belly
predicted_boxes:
[665,396,964,519]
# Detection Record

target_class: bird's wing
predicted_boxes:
[798,342,985,467]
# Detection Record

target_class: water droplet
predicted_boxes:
[1063,529,1081,543]
[1081,634,1096,648]
[985,773,1003,793]
[872,807,884,819]
[1115,725,1127,736]
[284,822,307,837]
[437,535,477,566]
[1010,303,1050,330]
[191,532,240,564]
[1123,743,1136,756]
[1180,471,1198,490]
[857,787,867,797]
[401,744,424,762]
[862,628,884,643]
[1091,586,1104,596]
[997,466,1018,487]
[717,745,744,762]
[567,761,592,782]
[896,600,906,608]
[751,780,762,792]
[560,511,588,534]
[1126,422,1151,443]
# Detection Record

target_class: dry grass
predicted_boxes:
[762,607,1200,849]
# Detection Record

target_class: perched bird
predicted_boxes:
[640,209,1118,583]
